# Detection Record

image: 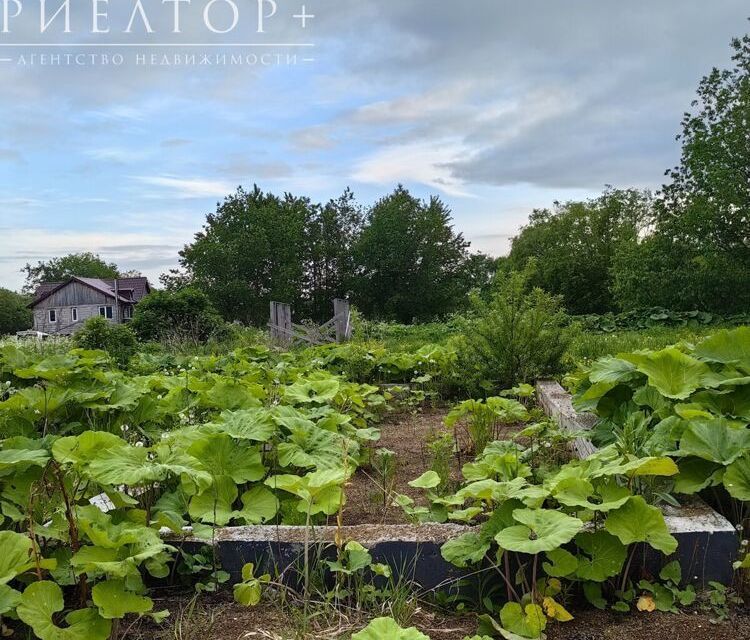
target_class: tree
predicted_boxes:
[455,265,572,394]
[352,186,471,322]
[22,252,119,294]
[613,26,750,312]
[178,186,312,325]
[509,188,651,314]
[130,288,226,343]
[0,289,32,335]
[303,189,363,321]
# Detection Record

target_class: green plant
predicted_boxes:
[73,316,137,365]
[700,581,743,622]
[445,396,530,455]
[233,562,271,606]
[455,267,572,394]
[372,448,397,507]
[427,431,454,495]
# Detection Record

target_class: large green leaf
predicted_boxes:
[188,475,238,525]
[724,455,750,501]
[408,471,441,489]
[574,531,627,582]
[674,457,724,494]
[235,485,279,524]
[17,581,111,640]
[678,419,750,465]
[85,444,211,490]
[440,532,491,568]
[92,579,153,619]
[499,602,546,639]
[622,348,712,400]
[187,435,265,484]
[553,478,630,512]
[589,357,638,384]
[209,409,277,441]
[0,584,21,615]
[604,496,677,554]
[495,508,583,554]
[542,548,578,578]
[351,617,429,640]
[0,530,34,585]
[694,327,750,369]
[283,378,340,405]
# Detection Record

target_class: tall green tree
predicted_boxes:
[22,252,119,293]
[303,189,363,321]
[352,186,471,322]
[613,27,750,312]
[179,186,311,325]
[509,188,650,314]
[0,289,32,335]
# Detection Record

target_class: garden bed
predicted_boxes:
[124,591,750,640]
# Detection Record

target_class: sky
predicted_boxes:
[0,1,747,291]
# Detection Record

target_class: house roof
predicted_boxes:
[29,276,151,308]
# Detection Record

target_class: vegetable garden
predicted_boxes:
[0,327,749,639]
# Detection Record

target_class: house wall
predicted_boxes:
[33,304,115,334]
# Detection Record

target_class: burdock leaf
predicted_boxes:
[495,508,583,555]
[604,496,677,554]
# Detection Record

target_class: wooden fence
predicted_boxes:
[269,299,352,346]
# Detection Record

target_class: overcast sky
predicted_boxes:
[0,1,747,290]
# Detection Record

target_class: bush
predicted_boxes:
[73,317,137,365]
[455,268,572,394]
[130,288,227,344]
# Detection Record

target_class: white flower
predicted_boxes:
[135,441,145,448]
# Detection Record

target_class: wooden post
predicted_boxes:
[333,299,351,343]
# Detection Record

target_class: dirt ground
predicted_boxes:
[343,408,458,525]
[124,591,750,640]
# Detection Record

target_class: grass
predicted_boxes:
[563,325,726,369]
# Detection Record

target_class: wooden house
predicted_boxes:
[28,276,151,335]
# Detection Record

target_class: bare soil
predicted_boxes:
[343,408,458,525]
[124,591,750,640]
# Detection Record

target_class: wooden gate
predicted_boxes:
[269,299,351,346]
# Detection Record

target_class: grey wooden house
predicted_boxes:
[28,276,151,335]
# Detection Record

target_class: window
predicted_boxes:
[99,306,113,319]
[123,305,133,320]
[48,309,56,323]
[71,308,78,322]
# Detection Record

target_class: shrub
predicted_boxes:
[73,316,137,365]
[130,287,226,344]
[455,268,572,394]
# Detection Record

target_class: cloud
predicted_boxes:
[132,175,237,199]
[352,139,474,197]
[0,148,24,164]
[0,228,188,290]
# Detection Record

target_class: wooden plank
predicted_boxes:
[536,380,598,459]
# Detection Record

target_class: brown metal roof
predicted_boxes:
[29,276,151,308]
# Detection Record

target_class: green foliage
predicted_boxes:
[22,252,120,294]
[611,29,750,313]
[72,316,137,365]
[577,308,747,333]
[572,327,750,509]
[130,287,226,344]
[509,187,650,314]
[352,617,429,640]
[352,186,472,323]
[233,563,270,607]
[0,289,32,336]
[455,268,572,393]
